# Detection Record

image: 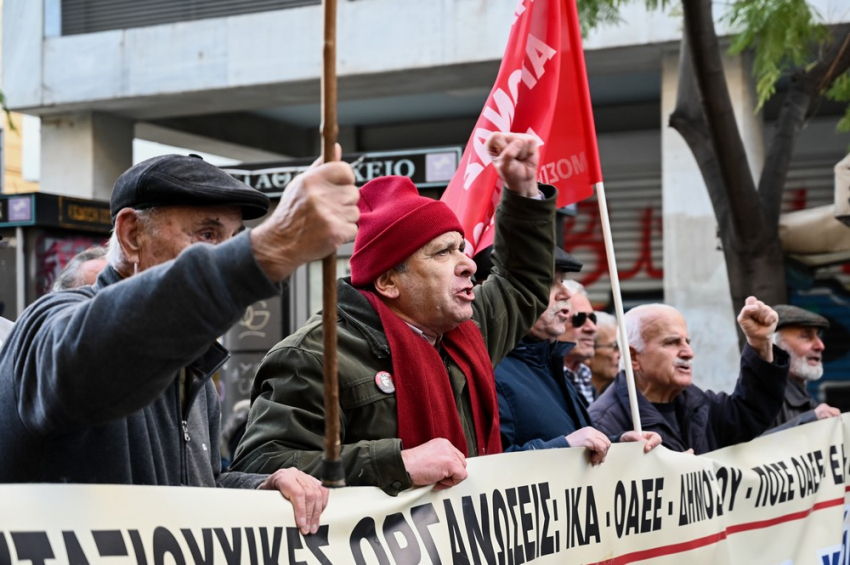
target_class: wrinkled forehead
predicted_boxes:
[416,231,464,255]
[153,204,244,226]
[569,293,592,312]
[642,309,688,342]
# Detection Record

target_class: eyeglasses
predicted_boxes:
[571,312,597,327]
[596,341,619,352]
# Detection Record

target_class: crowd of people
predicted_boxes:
[0,133,840,530]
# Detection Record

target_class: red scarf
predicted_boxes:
[360,290,502,456]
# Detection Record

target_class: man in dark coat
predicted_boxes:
[769,304,840,429]
[590,298,789,454]
[495,249,660,462]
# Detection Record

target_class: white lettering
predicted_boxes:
[525,34,556,80]
[482,88,516,133]
[393,159,415,177]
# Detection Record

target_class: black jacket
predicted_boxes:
[495,339,596,451]
[589,344,789,454]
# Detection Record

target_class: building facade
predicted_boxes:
[3,0,850,398]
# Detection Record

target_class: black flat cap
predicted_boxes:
[110,154,270,223]
[774,304,829,331]
[555,246,583,273]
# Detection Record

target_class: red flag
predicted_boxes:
[441,0,602,256]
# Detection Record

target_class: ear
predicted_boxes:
[373,270,401,300]
[629,346,641,372]
[114,208,143,266]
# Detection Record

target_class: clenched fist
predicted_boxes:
[737,296,779,362]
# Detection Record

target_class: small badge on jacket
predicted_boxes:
[375,371,396,394]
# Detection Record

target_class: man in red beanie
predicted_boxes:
[233,133,558,495]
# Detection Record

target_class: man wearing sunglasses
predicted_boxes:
[494,251,661,462]
[559,284,598,406]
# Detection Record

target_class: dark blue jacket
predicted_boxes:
[589,344,789,454]
[495,339,596,451]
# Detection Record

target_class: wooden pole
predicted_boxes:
[320,0,344,488]
[595,182,643,434]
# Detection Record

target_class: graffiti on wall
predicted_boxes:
[35,235,106,296]
[561,195,663,306]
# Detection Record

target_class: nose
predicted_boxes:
[458,251,477,278]
[814,336,825,352]
[681,342,694,359]
[555,282,572,301]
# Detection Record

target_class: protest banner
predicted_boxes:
[2,416,848,564]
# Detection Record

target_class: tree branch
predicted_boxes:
[681,0,764,247]
[669,33,731,233]
[760,25,850,225]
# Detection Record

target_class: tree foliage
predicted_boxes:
[576,0,850,343]
[578,0,849,134]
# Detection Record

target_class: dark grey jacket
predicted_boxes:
[590,345,789,454]
[0,231,274,487]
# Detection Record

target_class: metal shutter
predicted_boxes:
[562,168,663,309]
[61,0,320,36]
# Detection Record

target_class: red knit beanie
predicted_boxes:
[350,176,464,287]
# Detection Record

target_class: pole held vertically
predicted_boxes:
[320,0,344,488]
[595,182,643,435]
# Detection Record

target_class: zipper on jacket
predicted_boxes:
[182,420,191,443]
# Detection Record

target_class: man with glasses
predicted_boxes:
[589,311,620,397]
[493,250,661,460]
[559,283,598,405]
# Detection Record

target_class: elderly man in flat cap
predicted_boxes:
[769,304,840,429]
[233,133,557,495]
[0,153,359,534]
[494,248,661,460]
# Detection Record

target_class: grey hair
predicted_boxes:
[106,207,161,268]
[594,311,617,331]
[623,303,681,354]
[563,279,587,296]
[52,246,108,291]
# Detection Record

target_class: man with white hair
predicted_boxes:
[589,298,789,454]
[559,281,597,405]
[769,305,839,429]
[494,250,661,461]
[589,311,620,397]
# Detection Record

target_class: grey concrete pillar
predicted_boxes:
[661,50,764,392]
[40,112,133,201]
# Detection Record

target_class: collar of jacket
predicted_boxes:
[785,379,814,408]
[338,278,392,359]
[511,337,574,366]
[94,264,229,379]
[612,369,693,429]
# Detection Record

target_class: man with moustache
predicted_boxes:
[494,251,661,460]
[769,305,840,429]
[589,311,620,397]
[233,133,558,495]
[589,299,790,454]
[559,282,598,405]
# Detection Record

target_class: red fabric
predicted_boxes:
[359,290,502,456]
[440,0,602,256]
[350,176,464,287]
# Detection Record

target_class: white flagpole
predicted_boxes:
[594,182,643,434]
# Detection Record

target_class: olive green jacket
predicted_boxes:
[231,186,557,495]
